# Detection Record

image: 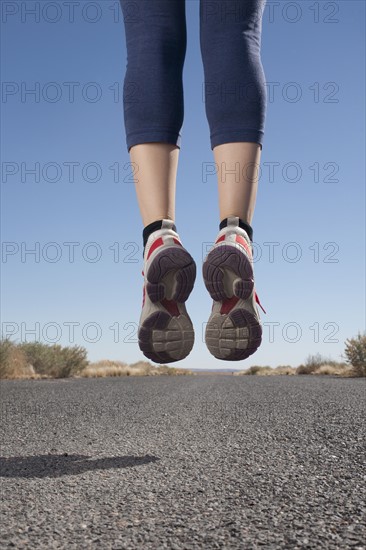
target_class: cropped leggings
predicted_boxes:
[120,0,267,153]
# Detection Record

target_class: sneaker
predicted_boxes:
[202,216,266,361]
[138,219,196,363]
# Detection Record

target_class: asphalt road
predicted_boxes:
[1,375,365,549]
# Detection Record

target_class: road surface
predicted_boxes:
[1,375,365,549]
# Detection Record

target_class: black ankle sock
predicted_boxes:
[219,217,253,242]
[142,219,177,257]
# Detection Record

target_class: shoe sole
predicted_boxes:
[146,247,196,303]
[138,247,196,363]
[202,244,262,361]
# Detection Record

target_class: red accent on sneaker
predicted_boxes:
[147,237,164,260]
[173,237,182,246]
[255,291,266,314]
[161,298,180,317]
[215,235,225,243]
[220,295,240,314]
[236,235,252,258]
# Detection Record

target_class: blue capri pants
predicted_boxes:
[120,0,267,152]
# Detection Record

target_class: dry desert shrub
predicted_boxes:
[0,338,39,379]
[344,333,366,376]
[274,365,296,375]
[128,361,155,375]
[296,353,325,374]
[253,366,296,376]
[155,364,192,375]
[1,338,89,378]
[314,364,353,376]
[255,368,276,376]
[297,353,352,376]
[18,341,89,378]
[240,366,272,375]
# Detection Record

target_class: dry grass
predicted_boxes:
[0,344,42,379]
[237,363,354,377]
[155,364,192,376]
[296,354,353,376]
[238,365,296,376]
[80,360,147,378]
[253,367,275,376]
[311,364,354,376]
[79,359,191,378]
[273,365,297,375]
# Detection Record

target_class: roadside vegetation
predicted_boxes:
[238,357,352,377]
[237,333,366,377]
[0,338,191,379]
[0,332,364,379]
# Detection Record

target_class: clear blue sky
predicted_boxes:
[1,1,365,369]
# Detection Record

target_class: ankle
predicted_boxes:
[219,216,253,242]
[142,219,177,257]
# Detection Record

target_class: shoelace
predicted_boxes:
[141,270,145,307]
[255,291,266,314]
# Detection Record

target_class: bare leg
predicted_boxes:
[129,142,179,227]
[130,141,196,365]
[213,142,262,226]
